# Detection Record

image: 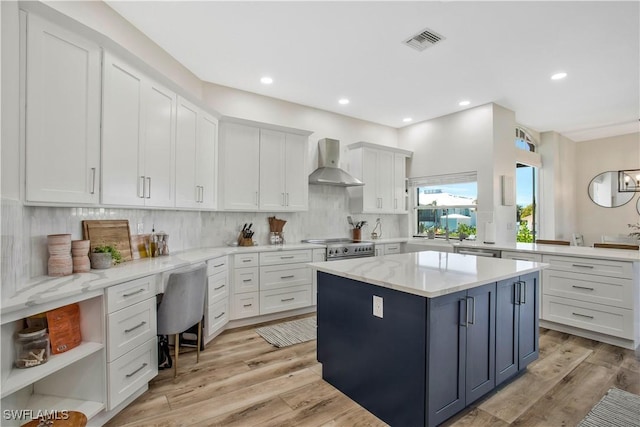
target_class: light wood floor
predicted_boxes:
[106,314,640,427]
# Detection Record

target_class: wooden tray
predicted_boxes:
[82,220,133,262]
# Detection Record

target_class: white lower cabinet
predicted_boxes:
[260,286,312,315]
[374,242,404,256]
[232,292,260,319]
[204,256,229,342]
[105,275,158,410]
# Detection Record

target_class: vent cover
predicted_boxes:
[404,27,445,51]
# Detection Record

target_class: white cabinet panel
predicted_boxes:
[259,285,312,315]
[259,129,287,210]
[25,14,101,204]
[197,113,218,209]
[107,298,156,362]
[259,264,312,291]
[233,267,259,293]
[107,337,157,410]
[259,250,312,265]
[219,122,260,210]
[502,251,542,262]
[231,292,260,319]
[207,299,229,336]
[283,133,309,211]
[105,275,157,314]
[393,153,407,213]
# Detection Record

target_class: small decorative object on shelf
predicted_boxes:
[371,218,382,239]
[90,244,122,269]
[71,240,90,273]
[14,326,50,369]
[47,234,72,277]
[46,303,81,355]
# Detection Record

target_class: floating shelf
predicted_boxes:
[1,341,103,398]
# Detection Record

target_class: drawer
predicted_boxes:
[107,298,157,362]
[231,292,259,319]
[206,299,229,337]
[543,269,633,309]
[233,267,259,293]
[259,264,311,291]
[259,250,312,266]
[208,270,229,304]
[312,249,326,262]
[542,255,632,279]
[106,275,157,313]
[543,295,633,340]
[384,244,401,254]
[107,336,158,410]
[502,251,542,262]
[207,256,228,275]
[259,285,312,315]
[234,253,259,268]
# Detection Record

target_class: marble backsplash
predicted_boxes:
[1,185,407,296]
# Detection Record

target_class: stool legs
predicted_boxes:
[196,320,202,363]
[174,333,179,378]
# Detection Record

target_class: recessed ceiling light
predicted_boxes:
[338,98,350,105]
[459,100,470,106]
[551,72,567,80]
[260,76,273,85]
[403,117,413,123]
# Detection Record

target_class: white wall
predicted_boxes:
[575,132,640,245]
[398,103,517,243]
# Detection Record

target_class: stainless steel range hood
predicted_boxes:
[308,138,364,187]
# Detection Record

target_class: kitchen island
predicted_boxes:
[310,251,546,427]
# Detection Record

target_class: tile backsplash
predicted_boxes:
[1,185,407,296]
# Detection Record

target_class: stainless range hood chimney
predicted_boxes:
[308,138,364,187]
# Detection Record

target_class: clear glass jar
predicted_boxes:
[14,327,50,368]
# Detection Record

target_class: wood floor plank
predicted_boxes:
[244,340,316,369]
[105,393,172,427]
[197,396,294,427]
[444,408,510,427]
[318,406,389,427]
[612,366,640,395]
[258,390,359,427]
[478,341,593,423]
[279,379,340,410]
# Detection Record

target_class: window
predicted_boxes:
[411,172,477,239]
[516,163,538,242]
[515,127,536,152]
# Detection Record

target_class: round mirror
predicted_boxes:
[588,171,634,208]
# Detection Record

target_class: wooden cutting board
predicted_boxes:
[82,220,133,262]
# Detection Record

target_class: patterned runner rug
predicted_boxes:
[256,316,317,348]
[578,388,640,427]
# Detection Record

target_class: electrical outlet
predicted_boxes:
[373,295,383,318]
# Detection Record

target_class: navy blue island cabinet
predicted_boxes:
[317,271,539,427]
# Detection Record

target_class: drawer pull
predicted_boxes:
[280,275,295,279]
[214,284,226,291]
[123,289,145,297]
[572,312,594,319]
[510,258,530,261]
[280,256,295,259]
[213,263,225,268]
[125,363,148,378]
[124,321,147,333]
[243,303,253,307]
[214,312,226,320]
[572,264,594,269]
[242,259,252,263]
[572,285,594,291]
[281,297,295,302]
[242,279,252,283]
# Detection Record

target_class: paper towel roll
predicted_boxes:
[484,222,496,244]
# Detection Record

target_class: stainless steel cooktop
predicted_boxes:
[302,238,375,260]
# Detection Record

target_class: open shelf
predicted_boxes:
[24,394,105,421]
[1,341,103,398]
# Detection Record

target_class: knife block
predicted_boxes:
[237,232,254,247]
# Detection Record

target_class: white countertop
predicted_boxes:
[309,251,545,298]
[2,243,324,317]
[406,239,640,262]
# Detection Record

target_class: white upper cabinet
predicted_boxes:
[25,14,101,204]
[259,130,308,211]
[175,98,218,209]
[102,52,176,207]
[219,122,260,211]
[219,119,310,212]
[348,142,412,214]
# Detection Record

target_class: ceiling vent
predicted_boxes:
[404,27,445,51]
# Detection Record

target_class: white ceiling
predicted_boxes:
[106,1,640,142]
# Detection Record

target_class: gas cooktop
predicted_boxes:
[302,238,375,260]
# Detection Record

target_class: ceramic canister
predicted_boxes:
[47,234,72,277]
[71,240,90,273]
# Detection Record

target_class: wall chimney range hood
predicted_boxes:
[308,138,364,187]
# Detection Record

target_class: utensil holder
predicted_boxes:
[352,228,361,242]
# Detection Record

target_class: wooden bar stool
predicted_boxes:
[535,239,571,246]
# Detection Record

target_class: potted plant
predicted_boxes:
[90,244,122,269]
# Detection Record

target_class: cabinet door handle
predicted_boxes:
[146,177,151,198]
[124,321,147,333]
[286,193,289,207]
[281,297,295,302]
[459,299,467,327]
[510,258,530,261]
[214,284,225,290]
[125,363,148,378]
[519,280,526,304]
[466,296,475,325]
[513,282,520,305]
[138,176,145,198]
[200,186,204,203]
[280,256,294,259]
[572,264,594,269]
[572,285,594,291]
[280,275,295,279]
[572,312,594,319]
[242,279,252,282]
[123,289,145,297]
[213,263,225,268]
[243,303,253,307]
[90,168,96,194]
[394,198,397,209]
[282,192,285,206]
[214,312,226,320]
[242,259,252,263]
[255,191,259,206]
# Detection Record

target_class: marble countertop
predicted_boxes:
[309,251,545,298]
[406,239,640,262]
[2,243,324,316]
